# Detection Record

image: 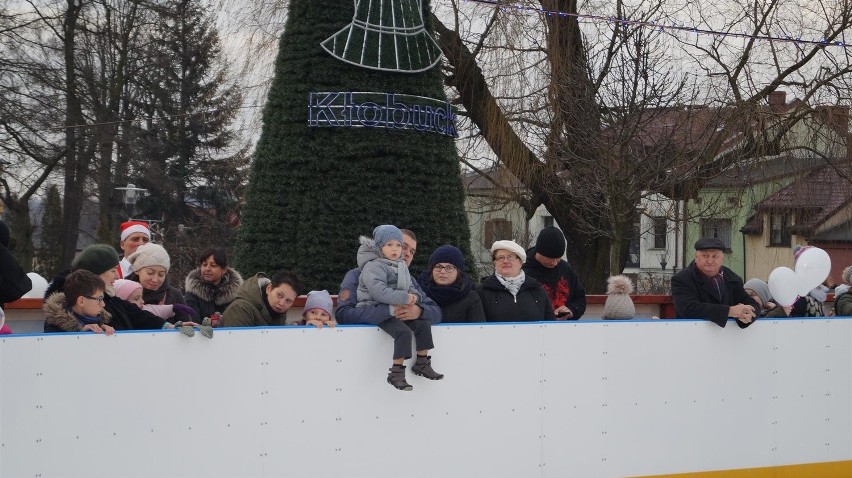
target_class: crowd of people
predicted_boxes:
[672,238,852,326]
[2,217,851,390]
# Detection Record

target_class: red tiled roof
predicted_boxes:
[750,165,852,236]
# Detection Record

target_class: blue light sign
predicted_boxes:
[308,92,458,137]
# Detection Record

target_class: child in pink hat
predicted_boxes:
[114,279,193,320]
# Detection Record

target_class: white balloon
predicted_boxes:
[768,267,799,306]
[22,272,49,298]
[794,247,831,296]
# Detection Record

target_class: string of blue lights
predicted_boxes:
[465,0,850,49]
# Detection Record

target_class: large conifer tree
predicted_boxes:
[236,0,472,291]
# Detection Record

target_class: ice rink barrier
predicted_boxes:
[1,318,851,478]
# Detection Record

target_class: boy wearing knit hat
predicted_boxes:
[299,290,337,328]
[118,221,151,278]
[522,226,587,319]
[356,225,442,391]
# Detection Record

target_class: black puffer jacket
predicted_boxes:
[184,268,243,320]
[477,275,556,322]
[0,244,32,304]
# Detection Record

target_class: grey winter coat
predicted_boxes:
[356,236,419,307]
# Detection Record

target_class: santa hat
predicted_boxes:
[120,221,151,242]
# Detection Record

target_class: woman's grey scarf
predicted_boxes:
[496,271,526,302]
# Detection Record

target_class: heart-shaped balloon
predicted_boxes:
[768,267,799,306]
[794,247,831,295]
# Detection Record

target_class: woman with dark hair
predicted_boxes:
[184,247,243,322]
[220,271,303,327]
[418,245,485,323]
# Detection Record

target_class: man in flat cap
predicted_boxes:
[671,237,758,328]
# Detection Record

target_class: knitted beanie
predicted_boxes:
[602,275,635,320]
[0,220,9,248]
[428,245,465,271]
[127,243,171,272]
[120,221,151,242]
[490,240,527,263]
[841,265,852,285]
[535,226,566,259]
[303,290,333,318]
[372,225,403,249]
[792,244,812,261]
[743,278,771,306]
[113,279,143,301]
[72,244,120,275]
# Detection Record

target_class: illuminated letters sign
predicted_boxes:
[308,92,458,138]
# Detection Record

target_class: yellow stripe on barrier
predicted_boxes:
[632,460,852,478]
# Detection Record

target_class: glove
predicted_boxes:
[198,317,213,338]
[198,325,214,339]
[172,303,195,318]
[174,321,195,337]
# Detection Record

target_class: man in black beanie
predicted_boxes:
[0,220,33,305]
[522,226,586,319]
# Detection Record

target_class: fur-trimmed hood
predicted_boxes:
[43,292,111,332]
[356,236,382,268]
[184,267,243,306]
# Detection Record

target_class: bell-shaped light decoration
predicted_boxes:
[321,0,443,73]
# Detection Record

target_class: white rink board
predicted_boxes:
[1,318,850,478]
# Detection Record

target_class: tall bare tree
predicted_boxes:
[430,0,852,290]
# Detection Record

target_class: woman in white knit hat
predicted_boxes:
[126,243,194,323]
[476,240,555,322]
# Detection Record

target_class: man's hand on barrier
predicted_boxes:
[393,304,422,321]
[729,304,756,323]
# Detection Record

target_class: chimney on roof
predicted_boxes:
[768,90,786,111]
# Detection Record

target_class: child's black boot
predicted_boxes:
[387,364,413,391]
[412,355,444,380]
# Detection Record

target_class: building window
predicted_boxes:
[483,218,513,248]
[700,218,732,250]
[652,216,667,249]
[626,219,640,268]
[543,215,554,228]
[769,213,792,246]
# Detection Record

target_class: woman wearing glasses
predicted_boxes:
[418,245,485,323]
[477,240,556,322]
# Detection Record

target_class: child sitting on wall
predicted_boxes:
[357,225,442,391]
[43,270,115,335]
